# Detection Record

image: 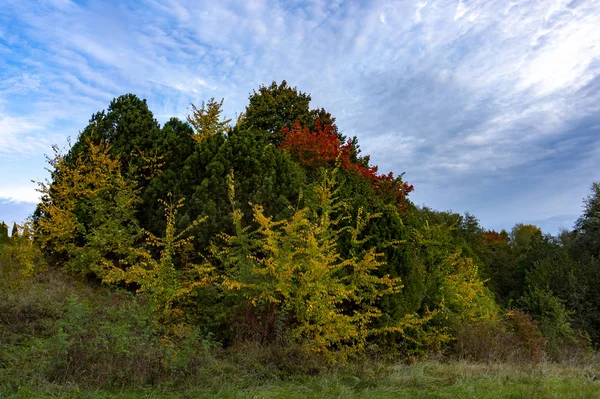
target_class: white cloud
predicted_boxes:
[519,11,600,94]
[454,0,467,21]
[0,113,48,154]
[0,185,40,204]
[414,1,428,23]
[1,0,599,232]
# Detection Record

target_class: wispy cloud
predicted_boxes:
[0,0,599,233]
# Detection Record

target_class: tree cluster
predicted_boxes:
[22,81,600,362]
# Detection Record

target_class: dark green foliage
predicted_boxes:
[140,118,197,235]
[478,234,516,304]
[0,222,9,245]
[519,286,587,360]
[176,125,306,254]
[572,182,600,259]
[27,83,600,371]
[564,183,600,343]
[59,94,163,244]
[244,80,337,145]
[156,118,196,172]
[67,94,161,181]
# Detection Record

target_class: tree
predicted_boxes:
[0,222,8,246]
[175,124,306,255]
[103,196,211,325]
[10,222,19,239]
[217,169,400,361]
[244,80,337,145]
[36,139,141,277]
[573,182,600,258]
[140,118,196,235]
[65,94,162,199]
[478,230,516,305]
[511,224,543,254]
[280,121,413,212]
[187,98,231,145]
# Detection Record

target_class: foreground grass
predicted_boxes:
[4,361,600,398]
[1,267,599,398]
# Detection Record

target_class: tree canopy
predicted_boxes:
[26,81,600,362]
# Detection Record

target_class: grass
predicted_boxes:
[1,258,600,398]
[3,361,600,398]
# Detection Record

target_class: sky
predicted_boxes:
[1,0,599,234]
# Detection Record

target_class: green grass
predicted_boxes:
[1,263,599,398]
[3,361,600,398]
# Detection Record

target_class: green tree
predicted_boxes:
[0,222,8,246]
[511,224,543,254]
[176,124,306,255]
[36,139,141,277]
[67,94,161,181]
[140,118,196,236]
[572,182,600,258]
[478,230,517,305]
[244,80,337,145]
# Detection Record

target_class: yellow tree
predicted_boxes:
[219,169,401,361]
[187,98,231,145]
[103,196,212,324]
[0,221,46,279]
[36,139,141,277]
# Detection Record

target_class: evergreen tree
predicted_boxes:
[176,124,306,255]
[67,94,161,180]
[140,117,197,235]
[0,222,9,246]
[244,80,337,145]
[11,222,19,239]
[573,182,600,259]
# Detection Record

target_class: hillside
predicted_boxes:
[1,82,600,397]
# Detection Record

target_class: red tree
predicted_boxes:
[482,230,507,244]
[279,121,414,211]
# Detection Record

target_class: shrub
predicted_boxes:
[452,310,547,363]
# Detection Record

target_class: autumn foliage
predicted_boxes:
[20,81,596,371]
[482,230,507,244]
[280,120,414,211]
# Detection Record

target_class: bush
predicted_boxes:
[519,287,591,361]
[451,310,547,363]
[45,292,218,387]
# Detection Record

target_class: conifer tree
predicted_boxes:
[244,80,337,145]
[0,222,8,246]
[11,222,19,239]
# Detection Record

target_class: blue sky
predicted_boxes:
[1,0,599,234]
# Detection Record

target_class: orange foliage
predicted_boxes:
[482,230,507,244]
[280,121,414,211]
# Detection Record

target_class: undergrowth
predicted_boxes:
[1,260,599,398]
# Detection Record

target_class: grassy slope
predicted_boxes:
[1,262,599,398]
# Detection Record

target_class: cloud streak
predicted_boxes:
[0,0,599,233]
